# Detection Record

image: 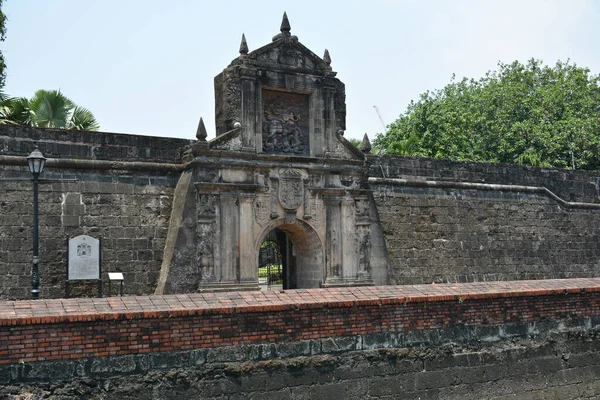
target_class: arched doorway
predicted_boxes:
[256,219,323,290]
[258,229,293,290]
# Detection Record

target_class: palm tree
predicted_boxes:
[0,89,99,130]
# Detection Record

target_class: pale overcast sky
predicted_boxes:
[2,1,599,141]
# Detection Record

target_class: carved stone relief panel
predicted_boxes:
[303,180,312,219]
[262,89,309,155]
[269,178,279,219]
[355,198,370,224]
[197,193,217,220]
[254,195,270,228]
[196,192,218,283]
[197,223,216,282]
[278,168,304,210]
[354,196,373,283]
[311,194,325,230]
[278,43,301,67]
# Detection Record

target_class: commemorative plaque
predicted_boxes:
[66,235,102,297]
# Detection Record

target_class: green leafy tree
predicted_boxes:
[375,59,600,170]
[0,89,100,130]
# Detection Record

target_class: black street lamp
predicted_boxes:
[27,147,46,299]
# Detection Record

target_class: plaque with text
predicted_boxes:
[68,235,100,280]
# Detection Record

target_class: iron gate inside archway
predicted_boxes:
[258,229,294,290]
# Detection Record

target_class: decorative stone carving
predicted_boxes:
[285,210,297,225]
[278,42,301,66]
[355,198,370,224]
[333,79,346,131]
[254,195,270,227]
[214,69,242,135]
[270,178,279,219]
[262,90,309,155]
[311,195,325,230]
[279,168,303,210]
[197,223,215,281]
[303,180,312,219]
[197,193,216,219]
[196,192,218,284]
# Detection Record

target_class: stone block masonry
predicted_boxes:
[370,154,600,203]
[3,124,600,298]
[369,155,600,285]
[0,126,193,299]
[2,279,600,398]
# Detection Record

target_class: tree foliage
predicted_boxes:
[0,89,100,130]
[374,59,600,169]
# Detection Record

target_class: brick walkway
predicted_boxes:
[1,278,600,326]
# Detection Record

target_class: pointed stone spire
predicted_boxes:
[239,33,248,56]
[196,117,207,142]
[280,12,291,34]
[273,12,296,41]
[359,133,372,154]
[323,49,331,66]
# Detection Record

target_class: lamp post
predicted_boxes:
[27,147,46,299]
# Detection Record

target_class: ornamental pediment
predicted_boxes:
[249,40,330,73]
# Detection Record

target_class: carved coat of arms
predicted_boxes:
[278,169,303,210]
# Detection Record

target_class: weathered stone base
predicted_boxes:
[321,277,374,287]
[197,281,260,293]
[3,319,600,399]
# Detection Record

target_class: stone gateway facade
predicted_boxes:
[156,14,387,294]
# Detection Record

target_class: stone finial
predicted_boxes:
[239,33,249,56]
[359,133,372,154]
[273,12,296,41]
[280,12,291,34]
[196,117,208,142]
[323,49,331,66]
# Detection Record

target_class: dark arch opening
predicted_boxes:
[258,229,294,290]
[256,220,323,290]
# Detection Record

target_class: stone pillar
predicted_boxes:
[324,196,342,285]
[197,191,218,284]
[270,177,280,219]
[309,88,324,157]
[219,193,238,283]
[340,196,357,279]
[238,193,256,283]
[240,69,257,152]
[355,196,373,284]
[255,88,264,154]
[303,179,312,220]
[322,87,336,155]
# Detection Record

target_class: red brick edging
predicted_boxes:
[1,278,599,365]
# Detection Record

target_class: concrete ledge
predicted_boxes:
[1,278,600,326]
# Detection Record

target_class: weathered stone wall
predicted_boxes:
[4,124,600,298]
[2,280,600,399]
[370,155,600,284]
[0,125,190,162]
[371,155,600,203]
[0,126,192,299]
[3,329,600,399]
